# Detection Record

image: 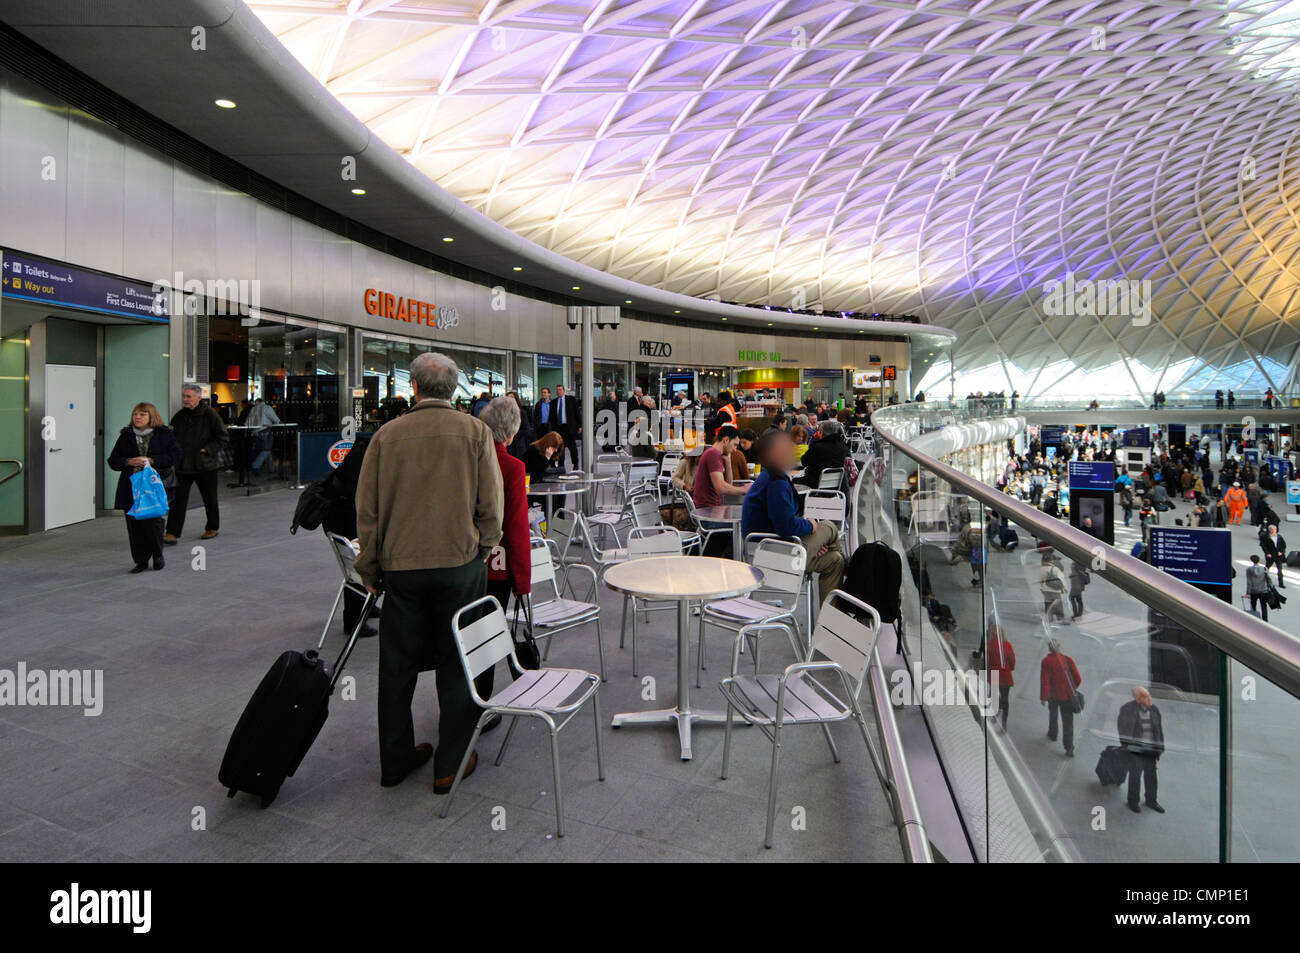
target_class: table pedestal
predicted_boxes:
[611,598,733,760]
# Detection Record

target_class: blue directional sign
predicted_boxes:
[1147,526,1232,588]
[1068,460,1116,491]
[1,250,168,323]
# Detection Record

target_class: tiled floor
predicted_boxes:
[0,489,901,862]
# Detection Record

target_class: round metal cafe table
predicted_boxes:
[604,555,763,760]
[693,503,745,560]
[526,482,588,524]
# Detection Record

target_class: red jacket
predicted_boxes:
[986,638,1015,687]
[488,443,531,596]
[1040,652,1081,702]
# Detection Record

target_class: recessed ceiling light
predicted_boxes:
[721,317,727,321]
[624,299,632,304]
[512,266,522,271]
[351,188,366,195]
[572,286,581,291]
[442,236,454,242]
[767,322,773,326]
[674,310,680,314]
[214,99,236,109]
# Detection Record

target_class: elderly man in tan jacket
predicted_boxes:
[356,352,503,793]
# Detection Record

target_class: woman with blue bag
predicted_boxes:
[108,403,181,573]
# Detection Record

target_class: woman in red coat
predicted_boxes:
[984,621,1015,730]
[1040,637,1082,756]
[479,397,533,705]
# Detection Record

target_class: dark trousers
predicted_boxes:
[556,426,579,469]
[997,683,1011,729]
[378,560,487,779]
[166,470,220,535]
[1070,592,1084,618]
[1250,592,1269,621]
[1047,698,1074,751]
[1266,554,1284,584]
[1127,751,1159,806]
[125,515,164,566]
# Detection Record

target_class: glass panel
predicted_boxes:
[0,332,26,527]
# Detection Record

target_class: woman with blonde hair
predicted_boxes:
[108,402,182,572]
[790,424,810,462]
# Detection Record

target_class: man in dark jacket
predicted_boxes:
[1261,523,1287,587]
[550,384,580,470]
[321,431,378,637]
[797,419,852,488]
[1117,686,1165,813]
[164,386,229,543]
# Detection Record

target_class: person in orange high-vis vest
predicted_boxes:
[1225,482,1248,525]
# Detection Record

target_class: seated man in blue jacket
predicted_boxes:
[742,427,844,604]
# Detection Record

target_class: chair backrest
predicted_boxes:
[595,454,626,479]
[809,590,881,696]
[629,461,658,489]
[675,487,703,530]
[627,525,685,558]
[629,490,664,528]
[451,596,516,703]
[528,536,561,602]
[803,489,847,528]
[749,537,806,594]
[818,466,844,490]
[325,532,366,589]
[659,453,682,479]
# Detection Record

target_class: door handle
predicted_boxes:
[49,447,62,452]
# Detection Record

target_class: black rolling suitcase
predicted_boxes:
[1287,550,1300,569]
[219,591,375,807]
[1095,745,1128,786]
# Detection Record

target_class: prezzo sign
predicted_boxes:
[738,349,783,362]
[363,288,460,330]
[639,340,672,357]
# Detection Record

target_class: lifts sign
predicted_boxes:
[364,288,460,331]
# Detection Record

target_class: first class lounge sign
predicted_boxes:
[364,287,460,331]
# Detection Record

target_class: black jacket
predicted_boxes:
[321,433,373,540]
[523,445,552,484]
[549,395,579,433]
[169,402,229,473]
[107,426,182,511]
[798,437,851,488]
[1117,700,1165,756]
[1261,532,1287,561]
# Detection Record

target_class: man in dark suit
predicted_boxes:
[550,384,580,470]
[1117,686,1165,814]
[533,386,553,437]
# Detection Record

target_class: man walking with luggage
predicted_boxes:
[1118,686,1165,813]
[164,385,228,544]
[355,352,503,793]
[1261,523,1287,588]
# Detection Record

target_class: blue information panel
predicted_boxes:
[1148,526,1232,588]
[1121,427,1150,448]
[1,250,168,323]
[537,353,564,369]
[1267,455,1290,486]
[1040,425,1065,445]
[1288,481,1300,507]
[1068,460,1115,491]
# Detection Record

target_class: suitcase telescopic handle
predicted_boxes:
[329,589,377,692]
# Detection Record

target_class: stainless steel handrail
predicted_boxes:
[0,459,22,488]
[872,405,1300,699]
[849,449,934,862]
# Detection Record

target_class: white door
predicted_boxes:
[44,364,97,529]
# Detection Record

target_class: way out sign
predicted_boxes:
[327,440,354,469]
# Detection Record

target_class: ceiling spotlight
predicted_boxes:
[214,99,236,109]
[512,266,522,271]
[572,286,581,291]
[351,188,366,195]
[674,310,680,314]
[624,299,632,304]
[442,236,454,243]
[767,322,773,327]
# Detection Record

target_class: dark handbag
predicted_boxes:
[1062,656,1085,713]
[511,598,542,672]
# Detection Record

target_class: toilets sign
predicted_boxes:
[1,252,169,323]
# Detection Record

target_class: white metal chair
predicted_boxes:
[818,466,845,490]
[657,452,682,502]
[441,596,604,837]
[675,486,728,554]
[630,487,700,552]
[522,537,607,680]
[594,453,631,512]
[628,460,659,496]
[698,537,805,687]
[718,589,889,848]
[803,489,848,541]
[317,532,377,649]
[616,526,687,675]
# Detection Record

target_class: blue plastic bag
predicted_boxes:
[127,464,169,520]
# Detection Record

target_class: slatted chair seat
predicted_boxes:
[722,672,850,725]
[706,596,792,622]
[530,597,600,628]
[485,667,597,714]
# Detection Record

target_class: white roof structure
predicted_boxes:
[249,0,1300,397]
